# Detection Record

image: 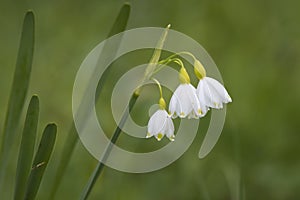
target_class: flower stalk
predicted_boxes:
[80,24,171,200]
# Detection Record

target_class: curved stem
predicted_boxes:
[151,78,163,98]
[152,57,186,76]
[159,51,197,64]
[172,58,185,68]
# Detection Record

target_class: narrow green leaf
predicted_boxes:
[24,123,57,200]
[14,95,39,200]
[0,10,35,189]
[107,2,131,37]
[143,24,171,80]
[149,24,170,64]
[95,2,131,98]
[49,3,131,199]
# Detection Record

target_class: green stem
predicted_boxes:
[151,78,163,98]
[80,24,171,200]
[80,92,139,200]
[152,57,185,75]
[159,51,197,63]
[153,51,197,74]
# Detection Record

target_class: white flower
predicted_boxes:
[169,83,208,119]
[146,109,175,141]
[196,77,232,109]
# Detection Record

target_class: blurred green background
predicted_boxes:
[1,0,300,199]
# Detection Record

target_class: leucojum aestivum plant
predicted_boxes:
[0,5,232,200]
[79,24,232,200]
[146,51,232,141]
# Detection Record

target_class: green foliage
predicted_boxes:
[0,1,299,199]
[24,123,57,200]
[0,11,35,190]
[14,96,39,200]
[0,11,57,200]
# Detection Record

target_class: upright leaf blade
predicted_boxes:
[107,2,131,37]
[24,123,57,200]
[144,24,170,80]
[0,10,35,191]
[14,95,39,200]
[49,3,131,198]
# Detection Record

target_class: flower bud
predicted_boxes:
[159,97,166,109]
[194,59,206,79]
[179,67,190,84]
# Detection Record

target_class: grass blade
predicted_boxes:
[95,2,131,98]
[24,123,57,200]
[14,96,39,200]
[0,10,35,191]
[49,3,131,198]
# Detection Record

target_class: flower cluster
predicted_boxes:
[146,55,232,141]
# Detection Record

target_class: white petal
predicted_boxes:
[199,100,209,117]
[169,84,202,118]
[169,91,179,118]
[205,77,232,103]
[165,117,175,141]
[197,77,232,109]
[198,78,219,108]
[175,85,188,117]
[185,84,202,118]
[147,110,168,135]
[147,110,175,141]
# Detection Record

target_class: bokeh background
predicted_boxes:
[1,0,300,199]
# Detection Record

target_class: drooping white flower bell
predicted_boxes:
[146,109,175,141]
[146,81,175,141]
[196,77,232,109]
[169,83,207,118]
[194,59,232,109]
[169,67,207,118]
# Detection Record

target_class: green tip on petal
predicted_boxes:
[156,133,163,141]
[180,112,185,117]
[179,67,190,84]
[146,132,151,138]
[198,109,202,115]
[169,135,175,141]
[194,60,206,80]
